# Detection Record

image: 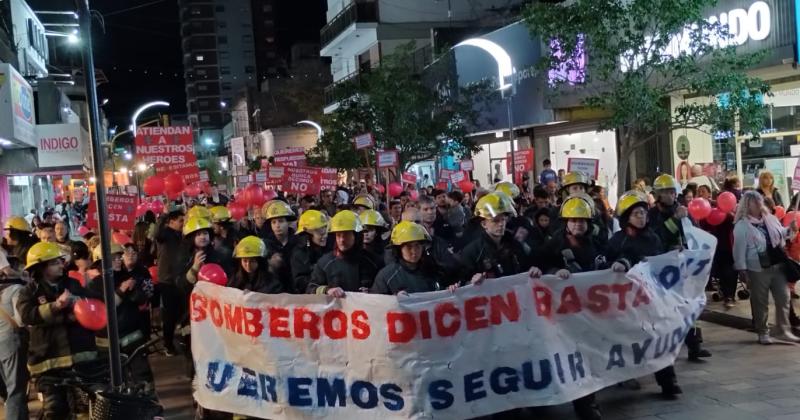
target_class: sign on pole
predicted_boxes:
[449,170,466,184]
[376,149,399,169]
[85,193,137,231]
[135,125,200,183]
[459,159,474,172]
[274,147,307,167]
[401,172,417,185]
[354,133,375,150]
[283,166,321,195]
[266,166,286,186]
[567,157,600,180]
[320,167,338,190]
[505,149,534,173]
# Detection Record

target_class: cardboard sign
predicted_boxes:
[376,149,399,168]
[283,166,321,195]
[449,170,466,183]
[438,169,453,183]
[254,171,267,183]
[191,225,716,419]
[505,149,534,173]
[459,159,474,172]
[320,167,338,190]
[236,175,252,187]
[85,193,137,231]
[199,170,209,182]
[135,126,200,183]
[354,133,375,150]
[274,147,307,167]
[401,172,417,184]
[567,157,600,180]
[266,166,286,186]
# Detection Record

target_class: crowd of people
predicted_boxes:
[0,160,798,420]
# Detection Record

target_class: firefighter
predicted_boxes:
[371,221,441,295]
[649,174,689,251]
[352,194,376,214]
[560,171,592,203]
[262,200,297,290]
[3,216,38,270]
[17,242,98,419]
[359,209,389,269]
[210,205,237,259]
[290,210,330,294]
[228,236,288,294]
[492,181,521,199]
[307,210,380,296]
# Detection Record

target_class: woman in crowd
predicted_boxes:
[371,221,441,295]
[228,236,287,294]
[757,170,783,207]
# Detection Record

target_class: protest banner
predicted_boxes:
[283,166,321,195]
[401,172,417,185]
[449,170,466,184]
[135,125,200,183]
[377,149,399,169]
[320,167,338,190]
[568,157,600,180]
[274,147,307,167]
[85,193,137,231]
[435,181,448,191]
[354,133,375,150]
[191,225,715,419]
[505,149,534,173]
[266,166,286,187]
[460,159,474,172]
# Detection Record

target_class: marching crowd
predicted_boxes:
[0,159,799,420]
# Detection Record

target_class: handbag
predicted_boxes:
[768,245,800,282]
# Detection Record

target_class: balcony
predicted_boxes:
[320,1,378,49]
[323,71,363,108]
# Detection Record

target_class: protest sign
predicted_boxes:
[283,166,320,195]
[274,147,307,167]
[438,169,453,183]
[320,167,338,190]
[354,133,375,150]
[401,172,417,185]
[460,159,474,172]
[135,126,200,183]
[85,193,137,231]
[505,149,534,173]
[377,149,399,169]
[266,166,286,187]
[192,226,715,419]
[236,175,252,187]
[254,171,267,184]
[568,157,600,180]
[449,170,466,184]
[435,181,448,191]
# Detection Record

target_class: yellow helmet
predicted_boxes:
[560,196,593,219]
[183,216,213,236]
[329,210,362,233]
[92,243,125,262]
[390,221,431,246]
[493,182,520,199]
[296,210,329,234]
[210,206,232,223]
[187,206,212,221]
[358,210,387,230]
[4,216,30,232]
[262,200,296,221]
[25,242,63,269]
[562,172,591,188]
[616,190,649,216]
[352,194,375,210]
[653,174,680,192]
[474,192,517,219]
[234,236,267,258]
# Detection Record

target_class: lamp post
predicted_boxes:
[130,100,169,135]
[454,38,517,184]
[108,118,160,187]
[297,120,324,141]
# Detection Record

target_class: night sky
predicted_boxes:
[62,0,327,133]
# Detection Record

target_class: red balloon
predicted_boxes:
[775,205,786,220]
[409,190,419,201]
[74,298,108,331]
[458,180,474,194]
[148,266,159,285]
[784,211,800,227]
[112,232,131,245]
[149,200,165,214]
[166,190,181,201]
[164,172,185,195]
[688,198,712,220]
[244,184,266,208]
[388,182,403,198]
[228,202,247,221]
[135,202,149,217]
[185,182,202,197]
[198,263,227,286]
[717,191,737,213]
[374,184,385,194]
[77,226,91,237]
[706,208,727,226]
[143,176,165,197]
[263,189,277,202]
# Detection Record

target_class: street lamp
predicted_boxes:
[454,38,518,183]
[131,100,169,136]
[297,120,324,140]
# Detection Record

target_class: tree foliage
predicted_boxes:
[523,0,769,192]
[307,42,495,173]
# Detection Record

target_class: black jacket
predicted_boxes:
[155,224,184,286]
[648,203,687,251]
[17,275,99,376]
[228,263,287,294]
[87,268,148,349]
[539,229,608,274]
[371,260,440,295]
[265,231,297,287]
[457,231,527,284]
[291,233,328,294]
[606,227,664,270]
[307,249,381,294]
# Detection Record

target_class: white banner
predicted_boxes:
[192,226,715,419]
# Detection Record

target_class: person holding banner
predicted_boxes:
[290,210,330,294]
[262,200,298,290]
[18,242,99,419]
[648,174,689,251]
[371,221,441,295]
[307,210,380,296]
[228,236,288,294]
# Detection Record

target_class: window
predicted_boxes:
[221,82,232,90]
[196,55,204,62]
[266,37,274,43]
[266,52,276,58]
[190,8,201,15]
[198,84,208,92]
[262,4,273,12]
[218,36,228,44]
[215,5,225,12]
[220,66,230,75]
[200,115,211,123]
[245,66,255,74]
[199,100,210,107]
[197,69,207,75]
[242,34,253,42]
[217,21,227,29]
[220,51,230,59]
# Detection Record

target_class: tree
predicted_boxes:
[523,0,769,194]
[307,42,495,174]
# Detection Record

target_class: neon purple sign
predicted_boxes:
[548,34,586,86]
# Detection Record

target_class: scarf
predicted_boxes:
[746,214,784,251]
